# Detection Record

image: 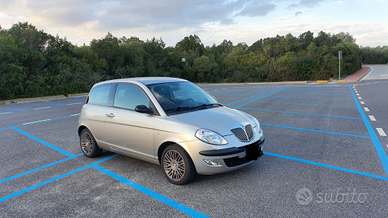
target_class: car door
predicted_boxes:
[82,83,115,145]
[104,83,155,161]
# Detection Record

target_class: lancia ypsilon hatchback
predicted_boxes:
[78,77,265,185]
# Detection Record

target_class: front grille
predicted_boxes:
[245,124,253,139]
[231,124,254,142]
[231,128,248,141]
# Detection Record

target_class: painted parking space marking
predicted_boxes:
[361,101,365,104]
[254,101,357,109]
[0,114,80,131]
[377,128,387,136]
[23,119,52,125]
[267,96,354,101]
[261,123,370,139]
[241,107,362,120]
[224,86,284,106]
[93,165,209,218]
[277,92,351,97]
[358,97,362,100]
[234,86,291,109]
[0,154,83,184]
[66,102,84,105]
[33,106,52,110]
[11,127,75,157]
[350,87,388,175]
[364,107,370,112]
[369,115,376,121]
[0,154,119,203]
[265,152,388,181]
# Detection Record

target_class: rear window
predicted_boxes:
[88,84,114,106]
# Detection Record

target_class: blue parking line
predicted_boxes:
[240,107,362,120]
[234,86,292,109]
[254,101,357,109]
[224,86,284,106]
[277,92,351,96]
[0,154,83,184]
[261,123,370,138]
[212,93,252,96]
[350,86,388,175]
[11,127,75,157]
[93,165,209,218]
[0,108,23,111]
[284,89,350,93]
[11,103,67,106]
[0,114,79,131]
[0,154,119,203]
[264,152,388,181]
[267,96,353,101]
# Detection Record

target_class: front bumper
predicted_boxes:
[195,136,265,175]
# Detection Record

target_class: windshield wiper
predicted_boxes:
[189,103,223,111]
[165,106,190,112]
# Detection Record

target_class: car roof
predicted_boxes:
[94,77,188,86]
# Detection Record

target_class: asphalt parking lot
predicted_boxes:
[1,80,388,217]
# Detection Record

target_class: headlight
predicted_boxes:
[253,118,262,134]
[195,129,228,145]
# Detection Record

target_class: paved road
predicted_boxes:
[1,73,388,217]
[362,64,388,80]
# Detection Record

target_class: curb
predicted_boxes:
[0,93,88,105]
[357,68,372,81]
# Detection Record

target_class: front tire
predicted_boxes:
[80,128,102,158]
[161,145,196,185]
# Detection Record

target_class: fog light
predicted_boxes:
[203,159,221,166]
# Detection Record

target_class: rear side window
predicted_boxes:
[88,84,114,106]
[113,83,150,110]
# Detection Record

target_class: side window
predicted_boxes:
[113,83,150,110]
[88,84,113,106]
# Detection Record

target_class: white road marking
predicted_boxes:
[360,101,365,104]
[23,119,52,125]
[66,102,83,106]
[358,97,362,100]
[356,93,360,96]
[376,128,387,136]
[70,113,80,116]
[0,112,12,115]
[369,115,376,121]
[33,106,51,110]
[364,107,370,112]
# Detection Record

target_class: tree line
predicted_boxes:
[1,22,387,101]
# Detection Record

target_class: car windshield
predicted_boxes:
[147,81,221,115]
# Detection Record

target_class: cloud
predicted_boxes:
[235,2,276,17]
[287,0,326,9]
[2,0,280,32]
[15,0,253,31]
[295,11,303,16]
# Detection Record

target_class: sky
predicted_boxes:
[1,0,387,47]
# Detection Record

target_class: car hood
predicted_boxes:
[170,107,255,136]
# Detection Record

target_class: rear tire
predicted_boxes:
[161,145,196,185]
[80,129,102,158]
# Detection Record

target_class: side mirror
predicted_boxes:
[135,105,153,114]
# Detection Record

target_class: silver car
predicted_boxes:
[78,77,265,185]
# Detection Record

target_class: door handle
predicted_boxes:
[105,113,115,118]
